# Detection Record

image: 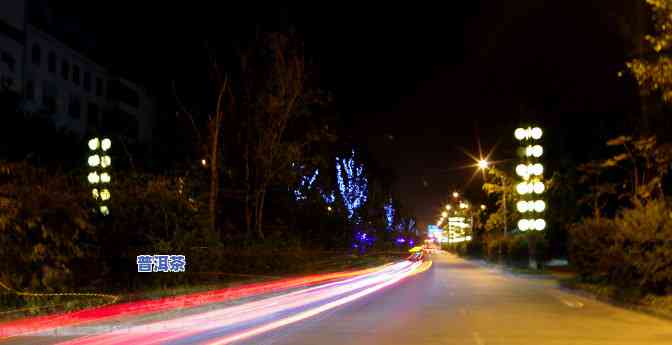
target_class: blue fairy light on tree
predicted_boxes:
[336,150,368,222]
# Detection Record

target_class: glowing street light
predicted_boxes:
[442,211,448,217]
[478,159,489,169]
[453,191,459,198]
[100,189,111,201]
[100,172,111,183]
[514,128,527,141]
[445,205,452,210]
[88,138,100,150]
[101,138,112,151]
[533,182,545,194]
[531,127,543,140]
[100,155,111,168]
[87,172,100,184]
[516,164,528,178]
[516,182,530,195]
[88,154,100,167]
[88,137,111,216]
[480,204,486,210]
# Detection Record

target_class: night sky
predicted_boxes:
[45,1,643,229]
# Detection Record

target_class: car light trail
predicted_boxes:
[51,260,431,345]
[0,265,388,339]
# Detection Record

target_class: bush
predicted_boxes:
[507,235,529,266]
[0,162,93,291]
[569,200,672,294]
[568,218,619,279]
[613,200,672,294]
[485,236,506,262]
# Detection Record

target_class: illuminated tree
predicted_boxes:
[293,167,319,201]
[627,0,672,103]
[384,197,394,230]
[336,150,368,222]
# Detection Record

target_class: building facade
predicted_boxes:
[0,0,155,145]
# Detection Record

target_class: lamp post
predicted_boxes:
[88,137,112,216]
[514,126,546,269]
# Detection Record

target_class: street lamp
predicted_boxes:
[453,191,459,198]
[480,204,486,210]
[88,137,111,216]
[445,205,452,210]
[478,159,489,170]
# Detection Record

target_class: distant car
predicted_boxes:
[407,252,424,262]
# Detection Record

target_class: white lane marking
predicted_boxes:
[561,299,584,308]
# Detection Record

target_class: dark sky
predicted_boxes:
[47,1,643,230]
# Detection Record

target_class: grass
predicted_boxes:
[0,252,402,322]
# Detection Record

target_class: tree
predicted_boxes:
[576,161,617,220]
[482,167,516,234]
[603,135,672,206]
[627,0,672,104]
[236,32,332,239]
[335,150,368,223]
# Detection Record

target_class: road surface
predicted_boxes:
[3,253,671,344]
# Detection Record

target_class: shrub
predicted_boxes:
[568,218,618,279]
[0,162,93,291]
[525,231,551,266]
[485,236,507,262]
[507,235,529,266]
[613,200,672,294]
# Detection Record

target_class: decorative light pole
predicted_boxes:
[514,126,546,267]
[88,137,112,216]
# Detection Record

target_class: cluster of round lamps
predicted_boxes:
[514,126,545,232]
[87,137,112,216]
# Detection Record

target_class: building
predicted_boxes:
[0,0,155,145]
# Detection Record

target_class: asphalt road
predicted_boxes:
[3,253,671,344]
[243,253,672,345]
